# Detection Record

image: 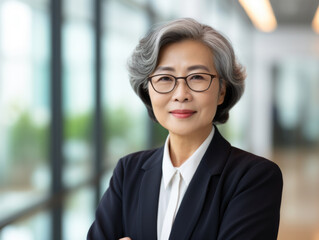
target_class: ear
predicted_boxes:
[217,80,226,105]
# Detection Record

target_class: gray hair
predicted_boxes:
[127,18,246,124]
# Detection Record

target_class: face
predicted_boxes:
[148,39,226,139]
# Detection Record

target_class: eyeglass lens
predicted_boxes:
[150,73,213,93]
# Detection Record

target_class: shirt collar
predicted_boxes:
[162,137,177,189]
[162,127,215,189]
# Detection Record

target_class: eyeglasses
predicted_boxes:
[148,73,217,94]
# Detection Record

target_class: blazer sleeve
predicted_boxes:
[217,160,283,240]
[87,159,125,240]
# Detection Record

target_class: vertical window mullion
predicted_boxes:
[50,0,63,239]
[94,0,103,206]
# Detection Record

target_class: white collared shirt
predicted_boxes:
[157,127,215,240]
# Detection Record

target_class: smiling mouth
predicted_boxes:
[169,110,197,119]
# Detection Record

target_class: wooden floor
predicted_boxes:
[273,148,319,240]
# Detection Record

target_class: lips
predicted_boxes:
[169,109,197,119]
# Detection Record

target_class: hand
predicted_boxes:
[119,238,131,240]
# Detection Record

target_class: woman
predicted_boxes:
[87,18,283,240]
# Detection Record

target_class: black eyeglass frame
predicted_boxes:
[148,72,217,94]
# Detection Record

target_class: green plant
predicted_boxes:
[9,112,48,164]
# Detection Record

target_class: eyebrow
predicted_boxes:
[155,65,211,73]
[155,66,175,72]
[187,65,210,72]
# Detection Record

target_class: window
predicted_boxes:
[0,0,50,225]
[101,0,149,181]
[62,0,94,188]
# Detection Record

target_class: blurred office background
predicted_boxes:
[0,0,318,239]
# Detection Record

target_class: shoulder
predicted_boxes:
[116,147,163,172]
[205,127,282,181]
[109,148,163,190]
[227,147,281,175]
[222,146,283,193]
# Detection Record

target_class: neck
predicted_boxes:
[168,126,212,167]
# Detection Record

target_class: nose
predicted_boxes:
[172,79,193,102]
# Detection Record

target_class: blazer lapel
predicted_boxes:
[169,127,231,239]
[137,148,163,240]
[169,163,212,240]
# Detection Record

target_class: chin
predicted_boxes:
[166,124,200,136]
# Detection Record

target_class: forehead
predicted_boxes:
[157,39,215,70]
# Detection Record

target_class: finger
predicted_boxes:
[119,238,131,240]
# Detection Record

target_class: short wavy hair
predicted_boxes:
[127,18,246,124]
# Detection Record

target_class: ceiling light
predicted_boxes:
[312,5,319,33]
[239,0,277,32]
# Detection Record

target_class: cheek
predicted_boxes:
[151,99,162,117]
[203,102,218,119]
[200,93,219,119]
[149,91,168,120]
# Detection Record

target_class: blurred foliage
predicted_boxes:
[9,112,48,164]
[104,106,133,141]
[64,112,93,141]
[8,107,168,165]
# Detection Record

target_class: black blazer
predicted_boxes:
[87,128,283,240]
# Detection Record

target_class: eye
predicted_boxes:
[157,75,174,82]
[189,74,206,81]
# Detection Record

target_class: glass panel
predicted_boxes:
[150,0,213,20]
[62,0,94,188]
[150,0,177,18]
[102,0,149,175]
[63,0,92,21]
[0,0,50,221]
[132,0,148,5]
[63,187,95,240]
[273,59,319,147]
[0,211,51,240]
[272,58,319,240]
